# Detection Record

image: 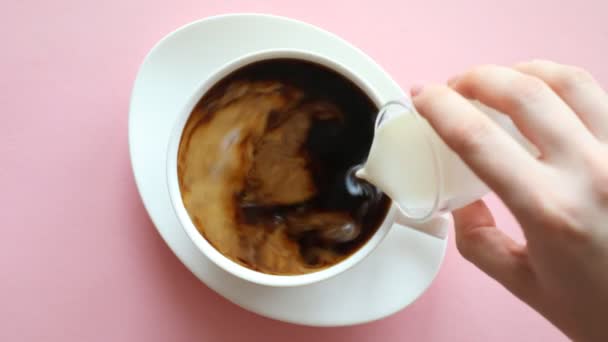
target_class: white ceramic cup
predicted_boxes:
[166,49,450,287]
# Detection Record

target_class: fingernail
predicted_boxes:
[447,75,460,86]
[410,84,424,97]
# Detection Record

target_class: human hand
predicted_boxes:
[411,60,608,342]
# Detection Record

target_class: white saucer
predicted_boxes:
[129,13,448,327]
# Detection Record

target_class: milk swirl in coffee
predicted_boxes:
[178,59,390,275]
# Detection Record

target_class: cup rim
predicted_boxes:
[166,48,398,287]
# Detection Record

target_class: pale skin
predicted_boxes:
[411,60,608,342]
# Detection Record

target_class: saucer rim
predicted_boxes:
[128,13,449,327]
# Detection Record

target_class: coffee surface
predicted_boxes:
[178,59,390,275]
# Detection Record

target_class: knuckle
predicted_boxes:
[529,58,554,66]
[470,64,499,76]
[593,175,608,205]
[517,186,548,218]
[455,230,478,261]
[525,59,558,71]
[460,65,498,93]
[583,147,608,204]
[507,75,549,110]
[553,66,595,94]
[424,84,453,100]
[527,187,589,241]
[446,118,493,155]
[414,85,451,112]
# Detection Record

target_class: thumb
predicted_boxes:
[454,200,537,302]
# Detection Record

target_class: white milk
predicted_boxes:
[356,101,537,220]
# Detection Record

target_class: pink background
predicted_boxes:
[2,0,606,341]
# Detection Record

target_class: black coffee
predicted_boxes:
[178,59,390,275]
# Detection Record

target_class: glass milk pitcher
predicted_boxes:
[356,99,538,231]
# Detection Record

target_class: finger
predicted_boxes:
[515,60,608,141]
[453,200,536,301]
[412,84,543,204]
[450,65,594,158]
